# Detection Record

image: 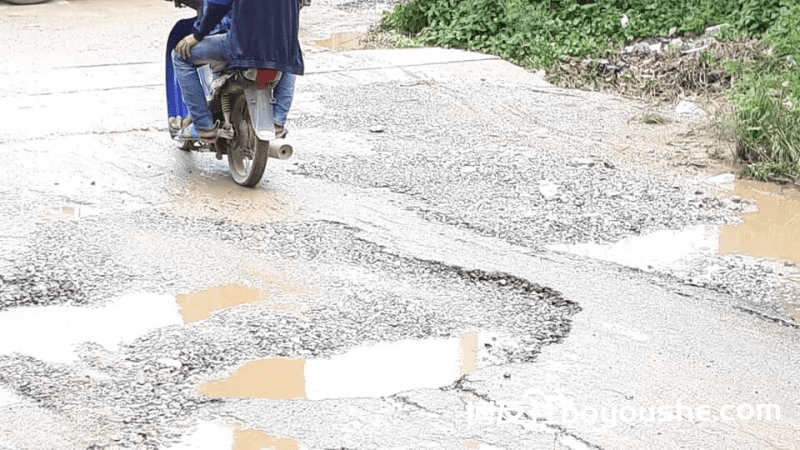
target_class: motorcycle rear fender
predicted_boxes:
[244,87,277,141]
[165,18,197,120]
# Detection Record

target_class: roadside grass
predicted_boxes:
[642,112,669,124]
[380,0,800,184]
[720,56,800,182]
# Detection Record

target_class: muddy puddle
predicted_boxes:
[0,282,307,364]
[315,32,369,51]
[719,180,800,264]
[169,420,298,450]
[174,172,299,224]
[549,178,800,318]
[178,278,313,323]
[199,332,480,400]
[179,285,271,323]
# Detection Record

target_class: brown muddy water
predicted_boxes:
[719,180,800,266]
[177,282,306,324]
[178,285,271,323]
[233,428,298,450]
[550,178,800,320]
[721,180,800,321]
[174,171,301,224]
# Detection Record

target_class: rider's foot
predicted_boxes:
[275,123,288,139]
[175,122,218,144]
[168,115,192,133]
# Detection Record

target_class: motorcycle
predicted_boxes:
[165,0,293,187]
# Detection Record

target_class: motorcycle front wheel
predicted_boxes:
[226,93,268,187]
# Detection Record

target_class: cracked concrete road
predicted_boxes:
[0,0,799,449]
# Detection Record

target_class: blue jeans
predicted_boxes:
[171,33,296,131]
[273,72,295,126]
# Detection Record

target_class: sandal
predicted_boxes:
[168,116,192,134]
[275,123,288,139]
[174,122,218,144]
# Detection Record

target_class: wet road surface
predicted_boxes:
[1,1,799,449]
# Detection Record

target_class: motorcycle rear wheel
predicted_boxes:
[226,93,268,187]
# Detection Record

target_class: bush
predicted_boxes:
[381,0,797,69]
[765,3,800,60]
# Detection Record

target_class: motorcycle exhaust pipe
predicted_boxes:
[268,138,293,160]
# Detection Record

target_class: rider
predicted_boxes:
[172,0,304,142]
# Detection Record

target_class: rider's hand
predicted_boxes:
[176,34,199,59]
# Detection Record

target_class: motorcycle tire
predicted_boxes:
[226,93,268,187]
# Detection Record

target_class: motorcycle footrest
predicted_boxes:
[217,126,235,140]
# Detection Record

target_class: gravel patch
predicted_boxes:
[286,78,799,322]
[290,81,742,249]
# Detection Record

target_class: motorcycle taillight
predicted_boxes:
[256,69,280,90]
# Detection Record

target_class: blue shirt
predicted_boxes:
[192,0,304,75]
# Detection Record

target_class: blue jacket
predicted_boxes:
[192,0,304,75]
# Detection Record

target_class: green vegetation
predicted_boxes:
[721,56,800,182]
[642,112,669,124]
[715,4,800,182]
[381,0,794,68]
[381,0,800,184]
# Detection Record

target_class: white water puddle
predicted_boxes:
[0,281,310,364]
[200,332,484,400]
[0,386,21,409]
[548,224,719,272]
[167,420,233,450]
[305,337,465,400]
[0,293,182,364]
